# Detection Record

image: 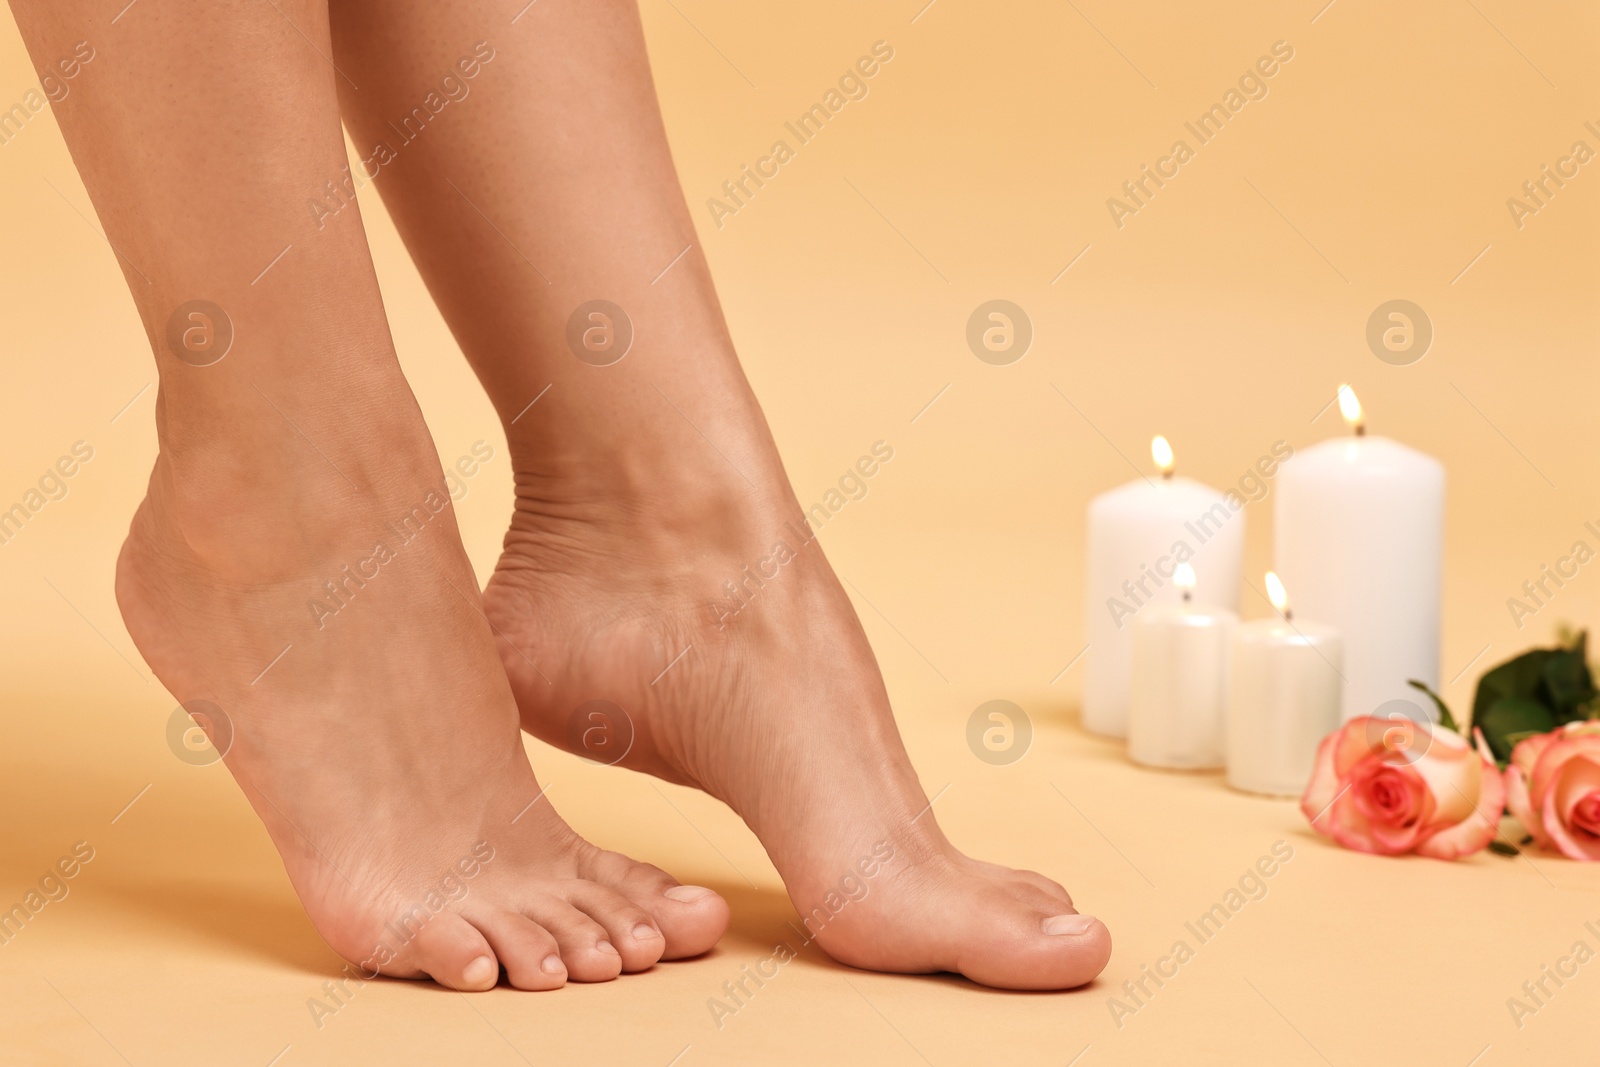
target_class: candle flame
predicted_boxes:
[1337,384,1364,433]
[1264,571,1290,615]
[1151,435,1174,477]
[1173,561,1196,591]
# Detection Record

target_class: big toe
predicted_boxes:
[956,890,1112,990]
[592,854,729,960]
[649,882,730,959]
[408,911,502,992]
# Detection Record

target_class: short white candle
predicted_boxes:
[1227,572,1344,796]
[1084,437,1244,738]
[1274,386,1443,721]
[1128,563,1237,770]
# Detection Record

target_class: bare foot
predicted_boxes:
[485,445,1112,991]
[312,0,1108,989]
[116,418,727,990]
[7,0,721,996]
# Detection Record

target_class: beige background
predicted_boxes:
[1,0,1597,1063]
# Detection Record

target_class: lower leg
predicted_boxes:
[329,0,1109,988]
[9,0,724,988]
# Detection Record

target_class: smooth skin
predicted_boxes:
[12,0,1111,991]
[328,0,1110,989]
[9,0,727,991]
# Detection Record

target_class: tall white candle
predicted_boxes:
[1274,387,1444,722]
[1128,563,1236,770]
[1084,437,1245,738]
[1227,572,1344,796]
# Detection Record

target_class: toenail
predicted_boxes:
[1042,913,1101,936]
[540,954,565,975]
[663,885,715,902]
[633,923,660,941]
[597,940,619,955]
[462,955,496,986]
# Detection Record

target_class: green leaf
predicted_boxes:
[1501,729,1545,749]
[1473,648,1554,726]
[1407,679,1461,734]
[1479,696,1557,763]
[1488,840,1520,857]
[1540,632,1596,721]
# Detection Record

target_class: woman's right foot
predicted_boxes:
[484,412,1113,991]
[115,410,727,990]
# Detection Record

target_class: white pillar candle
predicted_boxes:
[1128,564,1236,770]
[1274,386,1444,722]
[1227,572,1344,796]
[1084,436,1245,738]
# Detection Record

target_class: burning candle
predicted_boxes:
[1128,563,1236,770]
[1084,436,1244,737]
[1227,572,1344,796]
[1274,386,1444,721]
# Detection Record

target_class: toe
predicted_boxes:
[971,859,1075,907]
[563,883,667,973]
[1035,910,1113,985]
[649,882,729,959]
[955,887,1112,991]
[522,897,623,982]
[1001,878,1079,917]
[470,908,567,991]
[585,853,729,961]
[410,911,500,991]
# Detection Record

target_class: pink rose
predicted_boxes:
[1301,716,1506,860]
[1505,722,1600,861]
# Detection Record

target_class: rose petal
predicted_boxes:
[1544,755,1600,862]
[1350,760,1430,846]
[1511,731,1558,779]
[1506,764,1551,849]
[1331,717,1388,775]
[1409,726,1478,830]
[1301,728,1347,835]
[1328,760,1433,856]
[1570,792,1600,836]
[1415,735,1507,861]
[1528,732,1600,812]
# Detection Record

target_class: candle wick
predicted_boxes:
[1182,590,1191,603]
[1283,608,1294,622]
[1354,424,1366,437]
[1161,469,1173,481]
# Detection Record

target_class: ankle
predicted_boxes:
[505,431,791,552]
[149,392,448,577]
